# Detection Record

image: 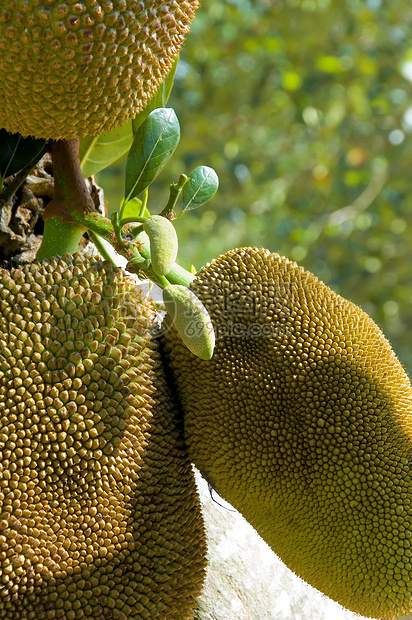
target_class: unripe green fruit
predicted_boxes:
[0,0,199,139]
[143,215,179,277]
[0,253,206,619]
[161,247,412,620]
[163,284,215,360]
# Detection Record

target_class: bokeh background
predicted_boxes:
[99,0,412,373]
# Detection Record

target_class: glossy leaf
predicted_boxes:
[119,197,143,221]
[79,121,133,178]
[182,166,219,211]
[125,108,180,203]
[0,129,46,180]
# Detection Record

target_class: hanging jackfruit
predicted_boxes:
[161,246,412,620]
[0,253,206,619]
[0,1,198,140]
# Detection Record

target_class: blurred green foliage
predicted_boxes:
[99,0,412,371]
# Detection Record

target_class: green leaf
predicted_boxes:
[79,121,134,178]
[119,197,143,221]
[125,108,180,203]
[0,129,46,180]
[182,166,219,211]
[132,55,179,135]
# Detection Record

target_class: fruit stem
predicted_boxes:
[160,174,189,218]
[166,263,195,287]
[88,232,117,265]
[36,138,94,259]
[132,231,195,287]
[37,218,85,261]
[35,139,195,285]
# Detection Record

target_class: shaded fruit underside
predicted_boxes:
[0,253,206,619]
[0,0,199,139]
[161,246,412,620]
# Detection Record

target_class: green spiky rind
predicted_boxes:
[0,0,199,139]
[163,284,215,360]
[0,253,206,619]
[143,215,178,277]
[162,247,412,620]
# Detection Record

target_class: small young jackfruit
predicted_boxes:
[143,215,179,277]
[163,284,215,360]
[0,1,198,140]
[161,247,412,620]
[0,253,206,619]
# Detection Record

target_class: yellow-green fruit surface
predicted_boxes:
[0,0,198,139]
[0,253,206,619]
[161,247,412,620]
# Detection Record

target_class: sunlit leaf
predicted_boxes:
[0,129,46,180]
[79,121,133,178]
[119,197,143,220]
[182,166,219,211]
[125,108,180,203]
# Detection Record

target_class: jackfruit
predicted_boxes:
[162,284,215,361]
[143,216,178,277]
[161,246,412,620]
[0,0,198,140]
[0,253,206,619]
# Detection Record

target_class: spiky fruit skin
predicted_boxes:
[0,254,206,619]
[161,247,412,620]
[0,1,198,139]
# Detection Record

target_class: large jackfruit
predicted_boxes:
[161,246,412,620]
[0,1,198,140]
[0,253,206,619]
